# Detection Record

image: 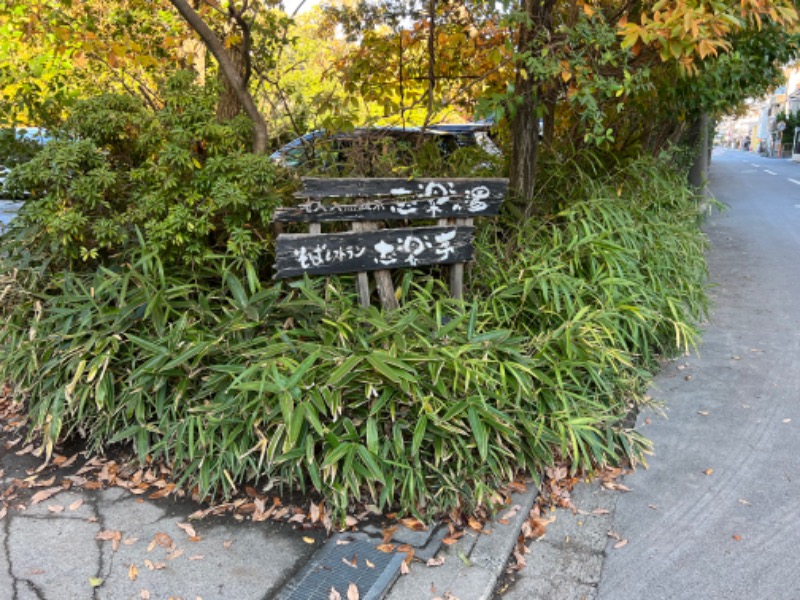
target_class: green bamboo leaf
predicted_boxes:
[125,333,168,355]
[411,414,428,456]
[366,417,379,454]
[366,353,406,384]
[468,407,489,461]
[287,402,306,447]
[328,355,364,386]
[285,350,321,390]
[162,342,209,371]
[321,442,353,468]
[356,445,385,483]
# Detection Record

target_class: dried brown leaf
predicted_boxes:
[167,547,184,560]
[381,526,397,544]
[342,554,357,568]
[613,539,629,549]
[148,484,175,500]
[140,590,151,600]
[309,502,320,523]
[400,560,410,575]
[154,532,174,548]
[399,517,427,531]
[500,505,521,521]
[15,443,34,456]
[507,481,527,494]
[344,515,358,528]
[376,543,395,553]
[96,530,122,552]
[426,555,446,567]
[329,588,342,600]
[30,487,62,505]
[128,564,138,581]
[176,522,197,538]
[442,537,458,546]
[347,582,360,600]
[68,499,83,511]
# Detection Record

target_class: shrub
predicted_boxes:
[0,100,709,521]
[8,73,287,270]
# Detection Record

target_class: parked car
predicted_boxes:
[269,123,499,175]
[0,127,51,231]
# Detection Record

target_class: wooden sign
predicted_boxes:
[297,177,508,200]
[275,178,506,224]
[273,196,501,223]
[274,225,474,279]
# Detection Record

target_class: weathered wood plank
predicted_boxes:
[274,194,502,223]
[298,177,507,200]
[299,177,507,199]
[274,226,474,279]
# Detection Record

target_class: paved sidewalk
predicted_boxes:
[1,428,535,600]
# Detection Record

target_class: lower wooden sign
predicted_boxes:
[274,225,474,279]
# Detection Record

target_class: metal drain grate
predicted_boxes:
[275,535,406,600]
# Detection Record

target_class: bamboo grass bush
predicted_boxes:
[0,96,710,520]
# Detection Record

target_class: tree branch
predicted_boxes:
[168,0,268,153]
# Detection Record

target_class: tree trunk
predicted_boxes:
[509,70,539,217]
[508,0,555,218]
[168,0,268,154]
[688,113,709,191]
[216,42,246,120]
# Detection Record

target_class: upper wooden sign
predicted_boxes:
[274,178,507,223]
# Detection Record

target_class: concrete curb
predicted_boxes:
[383,483,538,600]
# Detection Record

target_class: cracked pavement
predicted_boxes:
[0,447,316,600]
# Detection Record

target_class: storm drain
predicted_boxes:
[274,535,406,600]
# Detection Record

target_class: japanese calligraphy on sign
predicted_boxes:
[274,226,474,279]
[274,178,505,223]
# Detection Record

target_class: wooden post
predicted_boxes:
[438,217,470,300]
[358,222,399,311]
[448,217,471,300]
[349,222,372,308]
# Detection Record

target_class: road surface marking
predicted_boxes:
[764,170,777,175]
[751,163,760,167]
[789,179,800,186]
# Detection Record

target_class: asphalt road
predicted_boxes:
[500,148,800,600]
